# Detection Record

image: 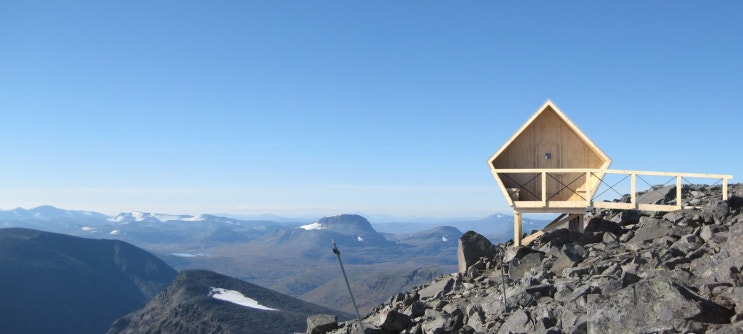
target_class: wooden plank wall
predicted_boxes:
[491,106,606,201]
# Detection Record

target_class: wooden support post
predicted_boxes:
[585,171,592,207]
[541,172,547,205]
[723,178,729,200]
[514,211,523,247]
[631,173,637,210]
[676,175,682,210]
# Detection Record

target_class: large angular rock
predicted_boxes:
[464,305,487,332]
[508,250,545,279]
[728,195,743,211]
[525,284,556,298]
[585,217,624,235]
[637,185,677,205]
[537,228,588,247]
[663,211,687,224]
[441,308,464,333]
[732,184,743,198]
[692,222,743,285]
[421,309,447,334]
[418,277,455,300]
[546,242,586,276]
[377,310,411,332]
[629,218,673,244]
[705,200,731,225]
[609,210,641,226]
[588,279,734,333]
[307,314,338,334]
[457,231,496,273]
[497,309,532,334]
[723,223,743,273]
[700,225,717,243]
[403,300,426,318]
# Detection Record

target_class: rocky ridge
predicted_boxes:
[0,228,177,334]
[314,183,743,333]
[109,269,352,334]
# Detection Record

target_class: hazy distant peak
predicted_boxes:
[108,211,205,223]
[0,205,108,221]
[318,214,373,228]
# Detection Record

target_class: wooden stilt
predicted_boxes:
[514,211,523,247]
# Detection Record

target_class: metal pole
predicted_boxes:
[499,247,508,312]
[332,240,365,333]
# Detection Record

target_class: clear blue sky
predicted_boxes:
[1,1,740,219]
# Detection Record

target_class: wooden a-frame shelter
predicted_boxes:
[489,100,733,247]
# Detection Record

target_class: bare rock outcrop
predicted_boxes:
[314,184,743,334]
[457,230,497,274]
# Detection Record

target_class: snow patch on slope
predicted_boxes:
[209,287,278,311]
[171,252,207,258]
[299,222,325,230]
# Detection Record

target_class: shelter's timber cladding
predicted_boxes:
[490,102,610,202]
[488,100,732,248]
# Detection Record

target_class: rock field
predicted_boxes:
[309,184,743,334]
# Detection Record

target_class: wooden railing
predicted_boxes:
[491,168,733,213]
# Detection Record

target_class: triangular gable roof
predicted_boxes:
[488,99,611,169]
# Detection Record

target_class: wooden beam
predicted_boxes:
[522,213,581,246]
[545,201,593,208]
[541,171,547,206]
[631,173,637,210]
[513,201,547,208]
[495,168,732,221]
[585,172,592,208]
[521,231,544,246]
[514,211,523,247]
[492,168,733,179]
[676,175,682,210]
[638,203,685,212]
[593,202,635,210]
[490,166,515,207]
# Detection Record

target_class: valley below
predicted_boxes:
[0,206,548,316]
[2,183,743,333]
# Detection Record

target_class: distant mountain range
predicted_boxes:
[0,205,548,244]
[373,212,550,242]
[0,206,551,315]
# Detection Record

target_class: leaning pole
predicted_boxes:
[332,240,365,333]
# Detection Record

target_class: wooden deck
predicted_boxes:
[491,168,733,246]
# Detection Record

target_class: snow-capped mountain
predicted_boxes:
[108,211,206,223]
[0,205,108,222]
